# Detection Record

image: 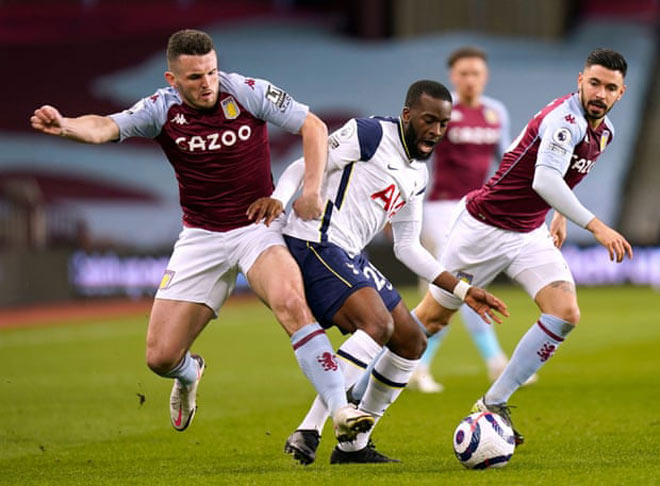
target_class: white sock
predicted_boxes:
[339,348,419,452]
[486,314,574,404]
[360,349,418,417]
[339,349,418,452]
[297,330,382,434]
[162,352,198,386]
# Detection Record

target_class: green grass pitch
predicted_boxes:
[2,285,659,485]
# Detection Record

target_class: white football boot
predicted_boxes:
[170,354,206,432]
[332,404,374,442]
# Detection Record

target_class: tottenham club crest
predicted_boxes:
[221,96,241,120]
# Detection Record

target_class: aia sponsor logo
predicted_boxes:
[371,184,406,218]
[175,125,252,152]
[317,352,338,371]
[564,114,576,124]
[537,343,556,362]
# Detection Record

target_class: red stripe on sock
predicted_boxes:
[292,329,326,351]
[536,320,564,342]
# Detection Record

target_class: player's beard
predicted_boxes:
[579,87,612,121]
[403,122,434,160]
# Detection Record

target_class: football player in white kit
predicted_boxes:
[412,49,633,446]
[248,80,508,464]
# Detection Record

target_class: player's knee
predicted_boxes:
[270,291,309,328]
[556,305,581,326]
[145,345,181,376]
[360,312,394,345]
[414,293,452,335]
[425,313,451,335]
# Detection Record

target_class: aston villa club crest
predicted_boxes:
[483,108,499,125]
[221,96,240,120]
[600,130,610,152]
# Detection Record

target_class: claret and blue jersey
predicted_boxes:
[109,71,309,232]
[467,92,615,232]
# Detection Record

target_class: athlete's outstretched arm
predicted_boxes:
[31,105,119,144]
[391,220,508,323]
[294,112,327,220]
[586,217,633,262]
[532,165,632,262]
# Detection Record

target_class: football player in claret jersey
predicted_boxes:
[412,46,526,392]
[412,48,633,446]
[248,80,508,464]
[30,29,374,444]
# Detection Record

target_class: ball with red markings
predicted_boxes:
[453,411,516,469]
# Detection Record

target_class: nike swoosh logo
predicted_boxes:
[387,164,399,170]
[174,406,183,427]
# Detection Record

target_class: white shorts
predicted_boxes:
[156,217,286,315]
[422,199,461,259]
[430,200,574,309]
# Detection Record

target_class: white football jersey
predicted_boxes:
[283,117,429,256]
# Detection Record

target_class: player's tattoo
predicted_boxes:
[549,280,576,295]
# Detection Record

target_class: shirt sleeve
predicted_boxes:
[536,111,584,175]
[494,101,512,160]
[108,89,172,142]
[326,117,383,171]
[532,165,595,228]
[222,72,309,133]
[391,220,444,282]
[272,157,304,207]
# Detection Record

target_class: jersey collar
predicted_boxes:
[397,117,414,162]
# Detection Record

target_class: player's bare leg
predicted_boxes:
[146,299,212,431]
[413,290,457,335]
[247,245,372,443]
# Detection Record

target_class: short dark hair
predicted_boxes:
[585,48,627,77]
[447,46,487,68]
[405,80,452,108]
[167,29,215,64]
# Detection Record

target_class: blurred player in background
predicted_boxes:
[249,80,508,464]
[411,46,534,392]
[30,29,373,444]
[413,48,632,445]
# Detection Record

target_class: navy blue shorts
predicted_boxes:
[285,235,402,330]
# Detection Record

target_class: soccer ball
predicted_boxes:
[452,411,516,469]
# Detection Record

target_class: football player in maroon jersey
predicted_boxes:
[413,48,632,445]
[30,29,373,443]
